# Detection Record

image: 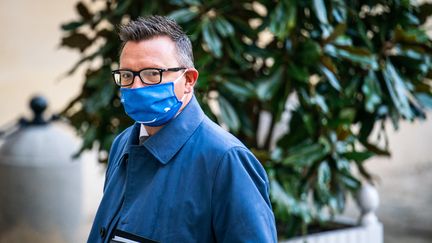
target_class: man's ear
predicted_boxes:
[184,68,199,93]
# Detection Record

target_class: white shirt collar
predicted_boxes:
[139,124,149,138]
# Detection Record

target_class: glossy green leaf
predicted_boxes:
[84,83,115,113]
[283,143,330,167]
[337,171,361,190]
[416,93,432,108]
[361,141,391,156]
[60,33,92,52]
[324,44,378,70]
[76,2,92,20]
[222,79,255,99]
[312,0,328,24]
[404,12,420,25]
[214,17,234,37]
[169,0,201,6]
[343,151,374,163]
[362,71,382,113]
[317,161,331,187]
[315,161,332,204]
[355,19,373,50]
[320,65,341,91]
[217,95,240,132]
[256,66,284,101]
[394,26,430,44]
[299,40,322,65]
[302,113,315,135]
[383,61,414,119]
[269,0,296,40]
[182,0,201,6]
[324,23,347,44]
[311,94,329,113]
[202,19,222,58]
[339,108,356,123]
[82,126,97,151]
[331,0,347,23]
[287,63,309,82]
[168,8,198,23]
[61,21,84,31]
[335,157,350,170]
[270,179,311,221]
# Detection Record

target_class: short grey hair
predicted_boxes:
[118,15,194,68]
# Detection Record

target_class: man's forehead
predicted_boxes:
[120,36,178,68]
[122,36,176,54]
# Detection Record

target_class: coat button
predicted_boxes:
[99,226,106,238]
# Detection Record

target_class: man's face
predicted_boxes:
[119,36,196,100]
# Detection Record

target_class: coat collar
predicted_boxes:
[122,96,205,165]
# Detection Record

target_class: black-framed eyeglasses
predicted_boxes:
[112,67,186,87]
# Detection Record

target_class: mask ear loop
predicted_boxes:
[174,69,192,117]
[175,89,189,118]
[172,70,188,84]
[173,69,192,102]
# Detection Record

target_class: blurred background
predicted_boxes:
[0,0,104,242]
[0,0,431,242]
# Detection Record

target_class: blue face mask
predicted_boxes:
[120,72,187,127]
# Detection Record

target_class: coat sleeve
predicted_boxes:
[211,146,277,242]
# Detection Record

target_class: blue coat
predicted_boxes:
[88,97,277,243]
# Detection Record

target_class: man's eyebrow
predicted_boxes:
[117,66,171,71]
[119,62,168,70]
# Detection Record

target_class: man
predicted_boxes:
[88,15,277,243]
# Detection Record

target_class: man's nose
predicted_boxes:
[130,75,146,89]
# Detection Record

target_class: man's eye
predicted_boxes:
[121,72,132,79]
[142,70,159,76]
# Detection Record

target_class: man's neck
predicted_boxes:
[145,125,163,136]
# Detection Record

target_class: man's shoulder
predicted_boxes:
[193,116,246,152]
[113,124,135,146]
[108,124,135,161]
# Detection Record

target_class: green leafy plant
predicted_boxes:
[60,0,432,238]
